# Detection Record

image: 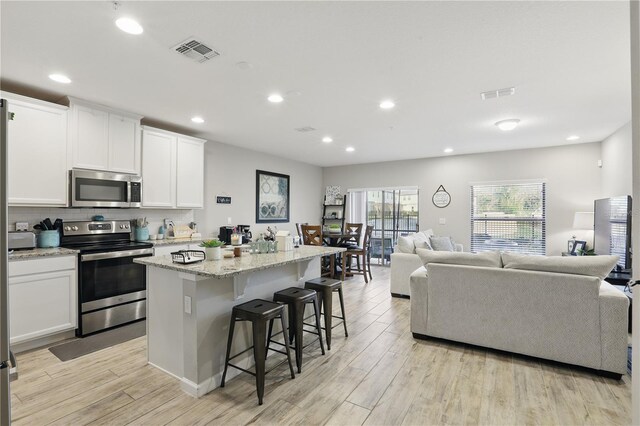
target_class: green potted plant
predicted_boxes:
[200,239,224,260]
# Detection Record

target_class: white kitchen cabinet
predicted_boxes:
[141,128,176,208]
[68,97,142,174]
[141,126,206,209]
[8,256,77,345]
[2,92,69,206]
[176,136,205,208]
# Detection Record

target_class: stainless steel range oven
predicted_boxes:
[61,220,153,336]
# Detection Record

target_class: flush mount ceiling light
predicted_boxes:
[443,148,454,154]
[48,74,71,84]
[345,146,355,152]
[116,17,143,35]
[267,94,284,103]
[322,136,333,143]
[191,116,204,124]
[379,100,395,110]
[566,135,580,141]
[495,119,520,131]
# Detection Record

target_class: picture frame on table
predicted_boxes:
[256,170,290,223]
[571,240,587,255]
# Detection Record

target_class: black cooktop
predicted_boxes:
[61,240,153,254]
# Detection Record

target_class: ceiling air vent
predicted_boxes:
[294,126,316,133]
[480,87,515,101]
[173,37,220,63]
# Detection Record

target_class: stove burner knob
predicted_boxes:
[120,225,124,229]
[72,226,79,231]
[125,224,130,229]
[64,226,71,231]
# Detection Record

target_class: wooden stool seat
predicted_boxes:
[221,299,295,405]
[270,287,325,373]
[304,277,348,350]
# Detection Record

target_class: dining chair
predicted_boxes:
[295,222,308,241]
[301,225,333,277]
[342,223,363,248]
[344,225,373,283]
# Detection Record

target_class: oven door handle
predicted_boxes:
[81,248,154,262]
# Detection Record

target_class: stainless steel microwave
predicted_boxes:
[70,169,142,208]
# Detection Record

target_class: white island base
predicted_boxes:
[138,246,344,398]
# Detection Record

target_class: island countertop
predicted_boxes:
[134,245,345,279]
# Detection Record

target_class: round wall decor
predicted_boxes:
[432,185,451,208]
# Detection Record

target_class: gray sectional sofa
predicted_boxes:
[409,250,629,377]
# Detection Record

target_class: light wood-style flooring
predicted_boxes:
[11,266,632,425]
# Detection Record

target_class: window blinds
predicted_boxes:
[609,196,629,268]
[470,182,546,255]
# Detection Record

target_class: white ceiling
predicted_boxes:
[0,1,631,167]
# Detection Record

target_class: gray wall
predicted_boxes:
[601,121,632,197]
[323,143,603,255]
[195,141,323,239]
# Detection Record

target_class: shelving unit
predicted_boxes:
[322,194,347,232]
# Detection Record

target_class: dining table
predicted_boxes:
[322,232,360,279]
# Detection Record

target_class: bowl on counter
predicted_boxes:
[149,234,158,240]
[157,234,165,240]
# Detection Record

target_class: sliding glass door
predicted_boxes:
[363,188,419,265]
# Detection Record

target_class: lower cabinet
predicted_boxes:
[8,256,77,344]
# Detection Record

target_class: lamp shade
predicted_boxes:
[572,212,594,230]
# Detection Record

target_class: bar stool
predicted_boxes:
[269,287,325,373]
[304,277,348,350]
[220,299,295,405]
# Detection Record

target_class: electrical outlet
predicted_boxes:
[227,217,232,225]
[184,296,192,315]
[15,222,28,231]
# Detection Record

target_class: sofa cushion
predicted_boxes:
[416,249,502,268]
[413,232,433,250]
[397,235,416,254]
[501,252,619,281]
[429,236,454,251]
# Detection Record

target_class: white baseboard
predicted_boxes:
[12,329,76,354]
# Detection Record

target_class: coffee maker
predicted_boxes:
[238,225,252,243]
[218,226,234,245]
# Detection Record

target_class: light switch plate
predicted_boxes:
[439,218,446,225]
[184,296,192,315]
[15,222,28,231]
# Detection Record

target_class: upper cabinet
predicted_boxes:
[141,126,206,209]
[68,97,142,175]
[3,92,69,206]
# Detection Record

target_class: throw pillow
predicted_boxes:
[501,252,619,281]
[416,249,502,268]
[429,236,454,252]
[396,235,416,254]
[413,232,433,250]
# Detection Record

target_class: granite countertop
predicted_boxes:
[150,238,204,247]
[134,245,346,279]
[9,247,79,260]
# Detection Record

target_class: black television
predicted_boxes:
[593,196,632,271]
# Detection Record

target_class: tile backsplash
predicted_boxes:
[8,207,195,235]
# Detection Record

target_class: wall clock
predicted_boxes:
[432,185,451,208]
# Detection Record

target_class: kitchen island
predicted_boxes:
[134,245,345,398]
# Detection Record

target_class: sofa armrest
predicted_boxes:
[390,253,424,296]
[599,282,629,374]
[409,266,429,334]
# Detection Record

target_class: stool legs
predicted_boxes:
[252,320,267,405]
[320,288,334,350]
[293,304,305,373]
[280,314,296,380]
[220,311,236,388]
[338,287,348,337]
[313,297,326,356]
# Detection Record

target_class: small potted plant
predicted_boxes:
[200,239,224,260]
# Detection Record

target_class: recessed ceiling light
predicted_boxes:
[346,146,355,152]
[116,17,143,35]
[191,116,204,124]
[48,74,71,84]
[566,135,580,141]
[379,100,395,110]
[444,148,454,153]
[495,119,520,131]
[322,136,333,143]
[267,94,284,103]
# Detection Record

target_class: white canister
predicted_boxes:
[276,235,294,251]
[205,246,222,260]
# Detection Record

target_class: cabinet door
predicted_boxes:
[72,104,109,171]
[7,98,68,206]
[108,113,140,174]
[142,129,176,207]
[176,137,205,208]
[8,269,77,344]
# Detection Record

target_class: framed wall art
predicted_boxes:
[256,170,290,223]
